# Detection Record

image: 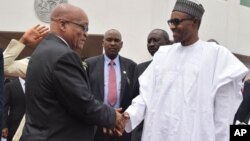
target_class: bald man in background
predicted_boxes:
[85,29,137,141]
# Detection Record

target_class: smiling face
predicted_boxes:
[147,30,170,56]
[64,11,88,50]
[169,11,199,46]
[103,29,123,60]
[50,4,89,50]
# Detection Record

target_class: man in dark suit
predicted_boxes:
[2,78,25,141]
[234,79,250,124]
[136,29,171,77]
[0,49,3,141]
[21,4,124,141]
[131,29,171,141]
[85,29,137,141]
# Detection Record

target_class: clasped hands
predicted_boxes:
[103,108,129,137]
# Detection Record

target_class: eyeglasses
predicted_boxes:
[167,18,193,26]
[65,20,89,32]
[51,18,88,32]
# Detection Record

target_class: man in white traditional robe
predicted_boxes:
[122,0,249,141]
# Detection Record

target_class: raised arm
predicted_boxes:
[3,25,49,77]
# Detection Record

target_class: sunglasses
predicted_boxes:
[167,18,194,26]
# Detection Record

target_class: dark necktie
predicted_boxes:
[108,60,117,106]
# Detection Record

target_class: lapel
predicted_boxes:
[119,56,127,103]
[82,67,91,89]
[99,55,105,100]
[14,79,25,96]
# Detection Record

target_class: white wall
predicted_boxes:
[200,0,250,56]
[0,0,250,63]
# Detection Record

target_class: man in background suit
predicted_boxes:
[0,49,3,141]
[21,4,124,141]
[235,79,250,124]
[2,78,25,141]
[136,29,171,76]
[85,29,137,141]
[131,29,171,141]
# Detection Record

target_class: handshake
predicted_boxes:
[103,108,130,137]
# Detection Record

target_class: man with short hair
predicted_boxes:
[21,4,124,141]
[123,0,248,141]
[136,29,171,77]
[85,29,137,141]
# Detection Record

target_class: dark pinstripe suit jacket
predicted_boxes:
[21,34,116,141]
